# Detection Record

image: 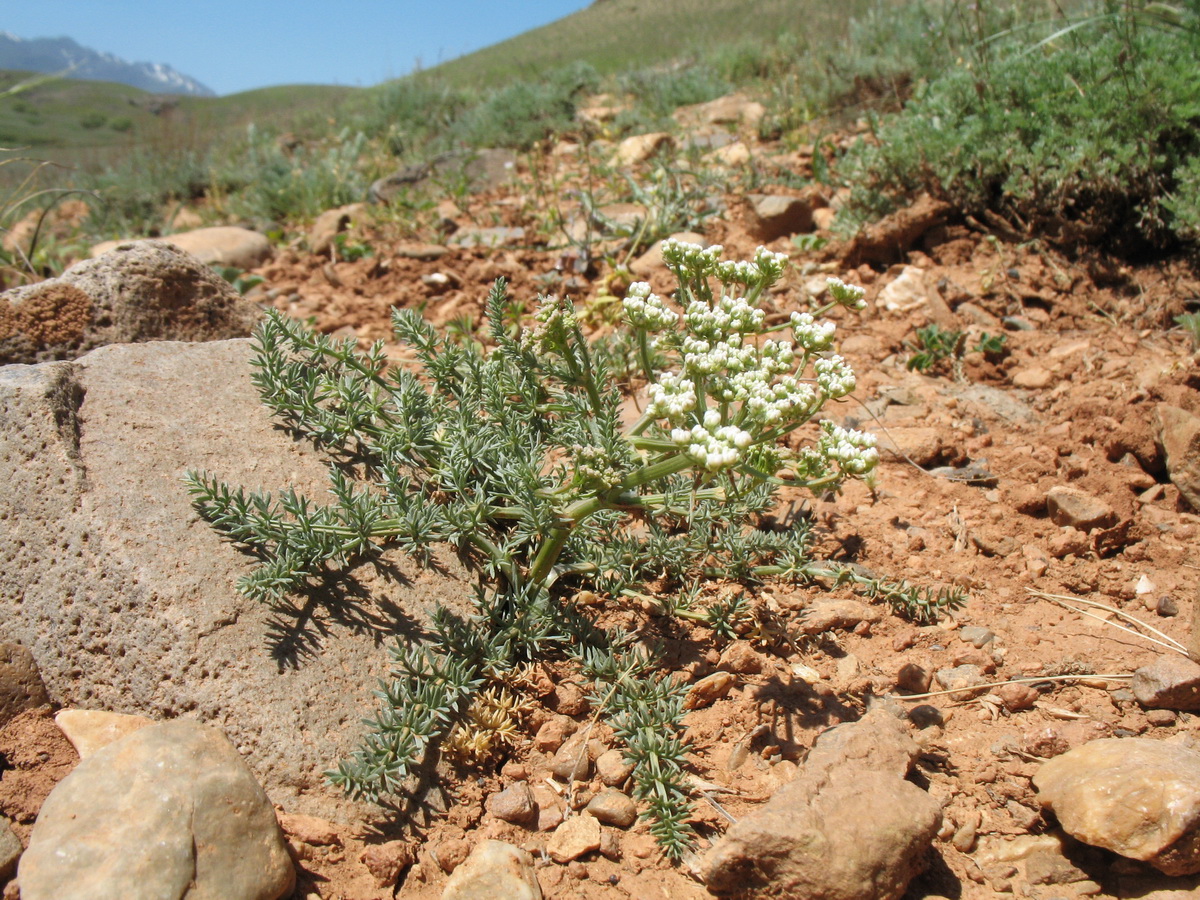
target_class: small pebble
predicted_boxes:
[1157,595,1179,617]
[909,704,944,728]
[1146,709,1177,727]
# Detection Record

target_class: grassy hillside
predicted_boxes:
[422,0,877,88]
[0,72,359,175]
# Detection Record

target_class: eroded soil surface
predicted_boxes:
[5,124,1200,900]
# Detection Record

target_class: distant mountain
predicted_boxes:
[0,32,215,96]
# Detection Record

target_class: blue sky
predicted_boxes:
[3,1,594,96]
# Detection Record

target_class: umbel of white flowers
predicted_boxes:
[624,239,878,474]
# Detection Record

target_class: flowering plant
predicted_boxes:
[185,240,951,857]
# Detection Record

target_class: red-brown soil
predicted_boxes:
[4,130,1200,900]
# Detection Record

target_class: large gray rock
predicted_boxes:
[0,339,474,818]
[0,241,261,364]
[702,709,941,899]
[18,720,295,900]
[1034,737,1200,876]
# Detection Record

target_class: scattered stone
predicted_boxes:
[806,708,922,779]
[841,194,953,267]
[308,203,366,255]
[442,840,541,899]
[1012,367,1054,389]
[613,132,674,167]
[1157,595,1179,617]
[895,663,933,694]
[959,626,995,648]
[550,731,592,782]
[877,266,932,312]
[18,720,295,900]
[1024,845,1092,885]
[549,681,590,716]
[684,671,736,709]
[717,641,765,675]
[1023,544,1050,577]
[1048,526,1090,559]
[278,813,341,847]
[996,683,1040,712]
[713,142,751,166]
[1045,485,1118,532]
[598,827,621,861]
[1157,404,1200,510]
[629,231,706,278]
[908,705,944,729]
[1131,655,1200,710]
[797,598,883,635]
[934,665,988,699]
[394,241,450,260]
[703,710,939,898]
[533,715,577,752]
[532,784,564,832]
[0,241,261,364]
[0,816,19,881]
[448,226,526,249]
[875,426,954,467]
[746,192,817,241]
[595,749,634,788]
[435,838,472,874]
[0,642,50,727]
[951,820,978,854]
[54,709,153,758]
[673,94,765,129]
[360,840,415,889]
[370,149,517,204]
[585,789,637,828]
[91,226,273,271]
[487,782,537,826]
[1034,737,1200,875]
[1145,709,1177,727]
[547,815,602,863]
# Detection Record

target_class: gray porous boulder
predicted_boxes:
[18,720,295,900]
[0,339,475,818]
[702,708,941,899]
[0,240,261,364]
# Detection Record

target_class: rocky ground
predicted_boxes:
[3,95,1200,899]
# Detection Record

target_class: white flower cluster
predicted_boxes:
[817,422,879,475]
[646,372,697,420]
[635,240,873,476]
[827,277,867,310]
[684,294,764,341]
[754,246,790,283]
[814,354,856,398]
[790,311,836,352]
[521,295,578,354]
[715,246,790,289]
[671,410,753,470]
[661,238,723,275]
[622,282,678,332]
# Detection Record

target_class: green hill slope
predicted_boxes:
[420,0,875,87]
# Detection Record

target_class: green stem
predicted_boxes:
[636,330,656,387]
[526,453,696,586]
